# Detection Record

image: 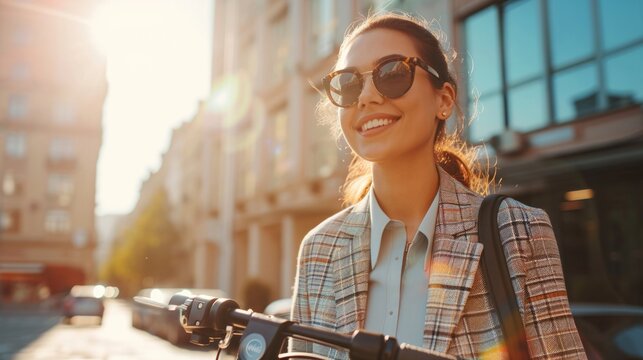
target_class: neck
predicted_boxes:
[371,154,440,226]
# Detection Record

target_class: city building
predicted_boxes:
[454,0,642,306]
[0,1,106,302]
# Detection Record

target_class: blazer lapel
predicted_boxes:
[423,168,483,353]
[332,195,371,334]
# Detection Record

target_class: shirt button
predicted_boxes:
[389,311,393,315]
[394,257,399,261]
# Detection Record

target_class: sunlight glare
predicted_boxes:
[89,2,115,54]
[93,285,106,298]
[207,71,252,127]
[95,0,213,215]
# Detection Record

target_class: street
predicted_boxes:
[0,300,233,360]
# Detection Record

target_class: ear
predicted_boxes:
[436,82,456,120]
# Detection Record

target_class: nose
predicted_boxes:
[358,73,384,109]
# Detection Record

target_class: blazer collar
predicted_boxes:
[332,167,483,353]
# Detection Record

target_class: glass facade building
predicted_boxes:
[457,0,642,306]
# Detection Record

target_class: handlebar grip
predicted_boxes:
[397,344,456,360]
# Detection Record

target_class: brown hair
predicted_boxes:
[318,12,493,205]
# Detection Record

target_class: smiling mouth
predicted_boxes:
[359,117,400,133]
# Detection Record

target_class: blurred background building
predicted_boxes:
[0,0,107,302]
[454,0,642,306]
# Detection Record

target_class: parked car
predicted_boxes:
[61,285,106,325]
[572,303,643,360]
[132,287,227,345]
[131,288,154,330]
[262,298,643,359]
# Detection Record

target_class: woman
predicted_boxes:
[290,12,586,359]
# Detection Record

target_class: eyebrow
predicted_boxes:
[338,54,408,72]
[373,54,406,66]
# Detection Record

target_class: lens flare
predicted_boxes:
[207,71,252,128]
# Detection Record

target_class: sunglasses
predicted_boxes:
[322,56,440,108]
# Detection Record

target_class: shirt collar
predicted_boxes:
[369,187,440,269]
[369,187,389,269]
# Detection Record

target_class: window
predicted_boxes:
[0,210,21,233]
[8,95,28,120]
[49,138,75,160]
[52,102,76,123]
[463,0,643,141]
[309,0,337,60]
[265,108,290,189]
[48,174,74,206]
[553,63,599,121]
[548,0,594,68]
[235,126,257,199]
[598,0,643,51]
[2,173,23,196]
[604,45,643,109]
[5,133,26,158]
[234,110,259,200]
[268,13,289,87]
[464,7,504,142]
[45,210,71,233]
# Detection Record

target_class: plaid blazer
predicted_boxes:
[290,167,586,359]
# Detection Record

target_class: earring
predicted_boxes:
[441,111,447,118]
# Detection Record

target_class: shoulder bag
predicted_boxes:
[478,194,530,360]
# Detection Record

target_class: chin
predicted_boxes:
[354,150,396,163]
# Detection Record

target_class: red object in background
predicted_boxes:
[0,263,86,302]
[44,264,85,295]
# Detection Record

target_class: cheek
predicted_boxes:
[405,86,438,120]
[338,108,352,135]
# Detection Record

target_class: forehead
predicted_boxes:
[337,28,420,70]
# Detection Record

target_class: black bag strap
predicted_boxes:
[478,194,530,359]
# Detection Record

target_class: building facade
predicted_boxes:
[453,0,642,306]
[0,1,106,302]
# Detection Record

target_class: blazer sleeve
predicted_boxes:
[522,207,587,359]
[288,234,314,353]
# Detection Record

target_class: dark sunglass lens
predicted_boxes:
[375,60,413,98]
[329,72,362,106]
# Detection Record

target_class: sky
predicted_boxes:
[91,0,213,216]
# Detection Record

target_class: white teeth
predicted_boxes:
[361,118,395,132]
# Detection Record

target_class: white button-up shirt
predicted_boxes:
[364,188,439,347]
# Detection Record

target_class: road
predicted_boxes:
[1,300,233,360]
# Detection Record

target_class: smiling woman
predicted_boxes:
[289,11,587,360]
[90,0,213,216]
